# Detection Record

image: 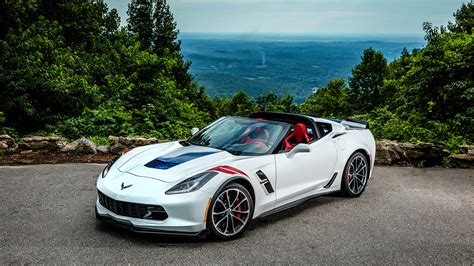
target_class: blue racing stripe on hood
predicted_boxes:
[144,151,218,170]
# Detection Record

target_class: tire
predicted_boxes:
[207,182,254,240]
[341,152,369,197]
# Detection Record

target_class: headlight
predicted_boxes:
[165,172,218,195]
[101,163,112,178]
[101,154,122,178]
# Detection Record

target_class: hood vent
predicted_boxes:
[144,151,219,170]
[145,159,179,170]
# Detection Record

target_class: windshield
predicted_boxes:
[188,117,287,155]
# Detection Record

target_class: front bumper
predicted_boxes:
[96,172,212,236]
[96,204,206,236]
[96,199,208,235]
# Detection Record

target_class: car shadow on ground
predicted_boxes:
[94,193,350,245]
[249,193,349,231]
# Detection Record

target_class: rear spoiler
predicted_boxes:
[330,118,369,129]
[341,118,369,129]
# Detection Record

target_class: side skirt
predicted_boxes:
[255,189,338,219]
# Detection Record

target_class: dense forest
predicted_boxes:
[0,0,472,150]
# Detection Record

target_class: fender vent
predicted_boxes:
[324,172,338,188]
[256,170,274,193]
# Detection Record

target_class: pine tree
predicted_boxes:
[127,0,154,49]
[152,0,180,56]
[103,8,121,34]
[152,0,196,101]
[448,2,473,34]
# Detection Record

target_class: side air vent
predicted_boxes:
[256,170,274,193]
[324,172,338,188]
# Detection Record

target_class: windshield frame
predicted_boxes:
[188,116,290,156]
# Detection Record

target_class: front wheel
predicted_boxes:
[341,152,369,197]
[208,183,254,240]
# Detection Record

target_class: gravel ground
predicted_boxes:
[0,164,473,264]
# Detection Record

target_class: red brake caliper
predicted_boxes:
[235,197,242,219]
[348,166,353,182]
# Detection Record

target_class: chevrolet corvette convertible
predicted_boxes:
[96,112,375,240]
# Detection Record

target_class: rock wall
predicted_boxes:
[107,136,163,154]
[449,145,474,168]
[376,139,450,167]
[18,136,67,152]
[0,135,16,152]
[0,135,473,168]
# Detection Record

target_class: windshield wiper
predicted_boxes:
[179,140,192,146]
[226,150,242,156]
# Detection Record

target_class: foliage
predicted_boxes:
[0,0,209,141]
[317,2,473,146]
[0,19,97,133]
[301,79,349,118]
[0,1,471,150]
[89,136,110,146]
[152,0,181,56]
[127,0,154,49]
[348,48,388,113]
[448,2,474,34]
[256,92,299,114]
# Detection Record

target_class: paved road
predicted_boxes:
[0,164,473,264]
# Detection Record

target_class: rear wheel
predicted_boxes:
[208,183,254,240]
[341,152,369,197]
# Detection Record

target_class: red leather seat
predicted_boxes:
[240,127,270,145]
[284,123,310,150]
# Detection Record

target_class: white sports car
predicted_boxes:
[96,112,375,240]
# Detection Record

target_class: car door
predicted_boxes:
[274,137,338,207]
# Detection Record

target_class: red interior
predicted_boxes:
[284,123,310,150]
[240,123,270,148]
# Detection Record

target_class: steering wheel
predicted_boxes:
[247,138,271,149]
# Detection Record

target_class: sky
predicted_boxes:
[106,0,468,35]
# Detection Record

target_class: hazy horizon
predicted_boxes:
[178,32,426,43]
[106,0,468,36]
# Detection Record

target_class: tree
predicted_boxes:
[256,92,298,113]
[301,79,349,118]
[40,0,109,49]
[0,19,97,133]
[229,91,257,117]
[103,8,121,34]
[448,2,474,34]
[151,0,195,101]
[348,48,388,113]
[423,22,441,43]
[127,0,154,49]
[0,0,39,40]
[152,0,180,56]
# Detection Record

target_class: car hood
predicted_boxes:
[117,142,238,183]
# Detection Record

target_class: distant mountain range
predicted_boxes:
[180,33,424,103]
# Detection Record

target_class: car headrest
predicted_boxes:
[293,123,309,143]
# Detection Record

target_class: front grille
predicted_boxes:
[98,190,168,220]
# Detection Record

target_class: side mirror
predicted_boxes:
[287,143,311,158]
[191,127,200,136]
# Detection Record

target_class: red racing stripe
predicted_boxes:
[208,165,249,177]
[208,166,236,175]
[219,165,249,177]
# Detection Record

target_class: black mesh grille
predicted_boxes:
[98,190,168,220]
